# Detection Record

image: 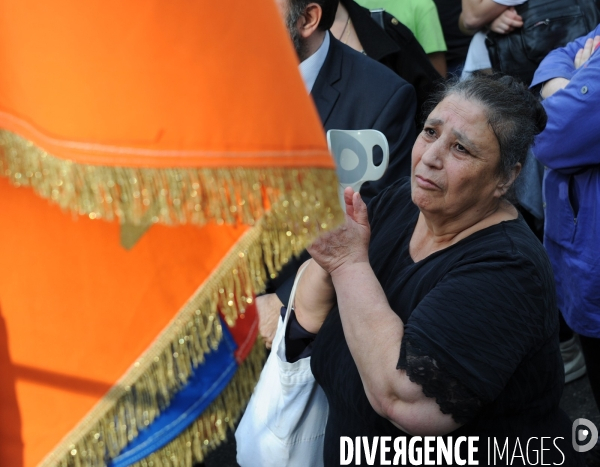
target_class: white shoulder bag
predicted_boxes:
[236,262,328,467]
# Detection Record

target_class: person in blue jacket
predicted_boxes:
[531,26,600,464]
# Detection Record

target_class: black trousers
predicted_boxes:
[580,334,600,412]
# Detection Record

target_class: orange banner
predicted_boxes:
[0,1,342,466]
[0,0,332,168]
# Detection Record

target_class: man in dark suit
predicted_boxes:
[275,0,417,200]
[312,37,416,201]
[258,0,417,345]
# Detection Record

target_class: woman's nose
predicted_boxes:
[420,141,444,168]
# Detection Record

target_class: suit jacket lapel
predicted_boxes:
[311,37,343,127]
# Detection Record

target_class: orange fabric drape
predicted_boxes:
[0,0,332,169]
[0,177,249,466]
[0,1,341,466]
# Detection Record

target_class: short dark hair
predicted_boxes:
[289,0,338,31]
[423,74,547,187]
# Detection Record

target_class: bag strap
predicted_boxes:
[282,261,310,329]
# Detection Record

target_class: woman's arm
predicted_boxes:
[460,0,508,32]
[531,26,600,88]
[309,189,461,435]
[331,260,460,435]
[539,35,600,99]
[534,34,600,171]
[293,259,335,334]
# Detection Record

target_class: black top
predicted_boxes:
[310,178,582,466]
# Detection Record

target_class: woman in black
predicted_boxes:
[290,75,583,466]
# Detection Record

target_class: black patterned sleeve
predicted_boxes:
[397,255,554,424]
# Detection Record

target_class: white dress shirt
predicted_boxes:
[299,31,331,93]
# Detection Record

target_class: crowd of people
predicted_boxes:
[240,0,600,465]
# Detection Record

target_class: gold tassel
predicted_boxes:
[10,128,343,467]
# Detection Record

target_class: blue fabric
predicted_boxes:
[109,319,238,467]
[531,25,600,338]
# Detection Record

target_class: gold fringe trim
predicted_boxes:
[51,340,266,467]
[130,339,266,467]
[0,129,338,228]
[14,130,343,467]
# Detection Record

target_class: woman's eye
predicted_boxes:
[455,143,467,153]
[423,128,436,137]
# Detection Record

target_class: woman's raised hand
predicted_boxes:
[308,187,370,275]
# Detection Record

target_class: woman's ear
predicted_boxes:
[298,3,322,38]
[495,162,522,198]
